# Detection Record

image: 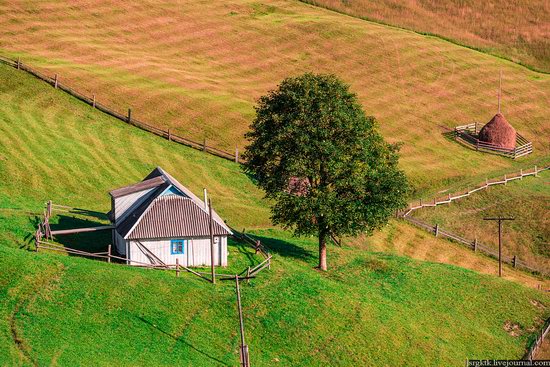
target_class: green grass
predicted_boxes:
[2,232,550,366]
[411,169,550,272]
[1,51,550,365]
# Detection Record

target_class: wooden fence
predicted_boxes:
[399,166,550,276]
[402,166,548,216]
[454,122,533,159]
[524,317,550,361]
[34,201,271,282]
[401,216,545,275]
[0,55,240,163]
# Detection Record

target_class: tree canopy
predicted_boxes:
[243,73,409,270]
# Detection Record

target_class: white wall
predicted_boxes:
[128,236,227,267]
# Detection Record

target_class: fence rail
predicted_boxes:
[34,200,272,282]
[399,166,549,276]
[402,166,548,216]
[0,55,241,163]
[525,318,550,361]
[454,123,533,159]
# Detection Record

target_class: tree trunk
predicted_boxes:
[318,229,327,271]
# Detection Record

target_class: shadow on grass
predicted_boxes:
[50,215,111,253]
[243,233,315,262]
[136,316,230,366]
[228,237,257,266]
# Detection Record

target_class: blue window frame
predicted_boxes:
[171,239,186,255]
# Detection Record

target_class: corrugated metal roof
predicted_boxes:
[116,183,170,237]
[143,167,232,234]
[126,195,231,239]
[110,176,166,198]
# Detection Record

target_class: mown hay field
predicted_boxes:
[1,52,549,366]
[0,0,549,195]
[303,0,550,72]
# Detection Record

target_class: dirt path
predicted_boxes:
[9,263,65,366]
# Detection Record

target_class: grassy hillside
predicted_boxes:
[0,0,549,195]
[303,0,550,72]
[1,59,550,365]
[3,233,549,366]
[410,169,550,273]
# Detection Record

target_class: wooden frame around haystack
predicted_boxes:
[454,122,533,159]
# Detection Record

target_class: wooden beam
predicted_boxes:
[50,225,114,235]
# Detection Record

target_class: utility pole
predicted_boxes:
[208,198,216,284]
[483,216,514,277]
[235,276,250,367]
[498,70,502,114]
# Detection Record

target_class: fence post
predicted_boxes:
[434,224,439,237]
[176,258,180,277]
[419,198,422,207]
[17,57,21,70]
[512,255,517,268]
[433,197,436,205]
[520,169,523,179]
[504,174,507,185]
[127,108,132,123]
[448,193,451,203]
[476,140,479,151]
[203,138,207,152]
[54,74,58,89]
[473,238,478,252]
[168,128,172,141]
[246,266,251,284]
[108,244,111,263]
[534,166,538,177]
[92,94,96,108]
[235,146,239,164]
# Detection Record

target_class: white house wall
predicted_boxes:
[128,236,227,267]
[114,188,155,223]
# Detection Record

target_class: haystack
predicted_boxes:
[478,113,516,149]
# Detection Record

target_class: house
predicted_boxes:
[110,167,232,267]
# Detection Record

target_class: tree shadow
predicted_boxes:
[50,215,111,253]
[228,237,257,266]
[243,233,315,261]
[136,316,230,366]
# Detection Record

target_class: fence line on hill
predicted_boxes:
[525,317,550,361]
[402,165,548,217]
[398,166,550,276]
[0,55,241,163]
[34,200,271,282]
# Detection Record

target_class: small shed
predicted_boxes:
[110,167,232,267]
[478,113,516,149]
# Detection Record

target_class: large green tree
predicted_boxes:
[243,73,408,270]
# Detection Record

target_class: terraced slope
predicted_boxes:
[303,0,550,72]
[0,0,549,194]
[1,59,550,365]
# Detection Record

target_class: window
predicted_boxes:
[171,239,186,254]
